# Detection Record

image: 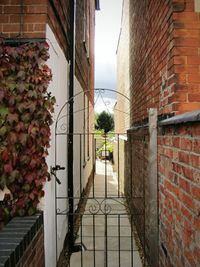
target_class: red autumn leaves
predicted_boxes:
[0,42,55,222]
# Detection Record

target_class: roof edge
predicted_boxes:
[159,109,200,126]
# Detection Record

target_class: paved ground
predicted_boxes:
[69,160,143,267]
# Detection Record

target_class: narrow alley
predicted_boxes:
[70,160,143,267]
[0,1,200,267]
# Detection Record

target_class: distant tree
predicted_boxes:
[95,111,114,133]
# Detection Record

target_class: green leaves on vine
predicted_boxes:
[0,42,55,224]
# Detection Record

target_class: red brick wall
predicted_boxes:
[158,122,200,267]
[129,0,200,125]
[125,129,149,253]
[75,0,95,101]
[17,226,45,267]
[47,0,70,59]
[128,1,200,266]
[0,0,70,58]
[0,0,47,38]
[0,0,95,97]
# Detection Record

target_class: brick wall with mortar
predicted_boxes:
[75,0,95,101]
[158,121,200,267]
[0,214,44,267]
[0,0,70,57]
[0,0,95,99]
[0,0,47,39]
[16,227,45,267]
[125,129,149,258]
[127,0,200,266]
[129,0,200,125]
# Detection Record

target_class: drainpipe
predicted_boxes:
[68,0,76,252]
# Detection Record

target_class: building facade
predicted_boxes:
[0,1,98,266]
[115,0,130,134]
[113,0,130,195]
[119,0,200,266]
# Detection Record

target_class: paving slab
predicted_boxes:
[70,160,143,267]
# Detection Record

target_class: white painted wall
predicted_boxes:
[43,25,69,267]
[42,25,94,267]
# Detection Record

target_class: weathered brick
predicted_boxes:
[173,12,199,22]
[181,206,193,221]
[188,74,200,83]
[180,138,192,151]
[158,123,200,266]
[3,23,20,32]
[184,250,196,266]
[193,140,200,153]
[179,177,191,192]
[190,153,200,167]
[179,191,195,210]
[173,102,200,114]
[194,247,200,264]
[174,37,200,47]
[3,5,21,13]
[126,1,200,266]
[191,185,200,200]
[187,56,200,65]
[179,151,189,164]
[172,47,198,56]
[173,29,200,38]
[194,218,200,230]
[174,65,199,74]
[172,137,180,148]
[182,165,194,181]
[188,93,200,102]
[173,55,187,65]
[0,14,9,23]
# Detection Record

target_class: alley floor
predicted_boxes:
[69,160,143,267]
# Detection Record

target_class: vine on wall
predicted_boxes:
[0,42,55,224]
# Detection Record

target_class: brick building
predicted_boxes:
[113,0,130,196]
[0,1,99,266]
[121,0,200,266]
[115,0,130,134]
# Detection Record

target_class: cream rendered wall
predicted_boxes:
[44,25,69,267]
[115,0,130,133]
[114,0,130,193]
[41,25,94,266]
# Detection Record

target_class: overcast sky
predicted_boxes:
[95,0,123,112]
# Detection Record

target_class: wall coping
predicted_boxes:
[0,213,43,267]
[159,109,200,126]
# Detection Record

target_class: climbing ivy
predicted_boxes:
[0,41,55,224]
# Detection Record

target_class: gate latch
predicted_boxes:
[50,165,65,184]
[52,165,65,171]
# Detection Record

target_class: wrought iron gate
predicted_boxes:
[53,89,146,267]
[54,133,146,267]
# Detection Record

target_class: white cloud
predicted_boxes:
[95,62,116,90]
